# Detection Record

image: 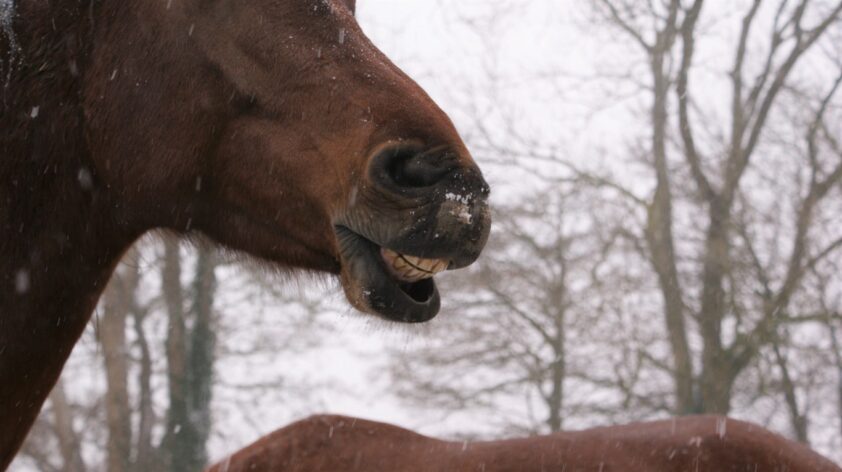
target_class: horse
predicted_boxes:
[205,414,842,472]
[0,0,491,467]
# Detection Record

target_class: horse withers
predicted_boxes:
[0,0,490,467]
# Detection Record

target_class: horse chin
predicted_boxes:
[335,226,441,323]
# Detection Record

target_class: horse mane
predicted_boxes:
[1,0,20,106]
[0,0,97,122]
[0,0,100,254]
[1,2,18,44]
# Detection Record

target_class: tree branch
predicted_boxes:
[676,0,717,201]
[733,2,842,198]
[597,0,655,52]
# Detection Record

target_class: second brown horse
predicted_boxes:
[207,415,841,472]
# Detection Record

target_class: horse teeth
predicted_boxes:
[380,248,448,282]
[403,268,424,282]
[416,259,433,271]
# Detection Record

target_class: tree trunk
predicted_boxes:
[100,255,139,472]
[160,241,218,472]
[133,307,157,472]
[772,342,809,443]
[646,40,695,415]
[184,247,218,470]
[698,202,734,414]
[827,321,842,440]
[49,379,86,472]
[546,350,564,433]
[161,238,189,472]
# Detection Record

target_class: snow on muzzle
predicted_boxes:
[381,248,448,283]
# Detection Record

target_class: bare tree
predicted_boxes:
[388,187,656,435]
[393,0,842,453]
[100,249,140,472]
[830,317,842,438]
[13,237,334,471]
[461,0,842,422]
[47,380,85,472]
[160,240,219,472]
[583,0,842,416]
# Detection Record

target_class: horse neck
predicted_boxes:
[0,110,130,470]
[0,2,135,467]
[0,209,127,468]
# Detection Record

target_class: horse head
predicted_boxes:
[0,0,490,465]
[83,0,491,322]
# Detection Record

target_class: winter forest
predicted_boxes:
[8,0,842,470]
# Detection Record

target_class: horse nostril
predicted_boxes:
[372,145,456,189]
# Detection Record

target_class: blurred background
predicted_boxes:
[10,0,842,469]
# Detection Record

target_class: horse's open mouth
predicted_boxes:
[335,226,443,322]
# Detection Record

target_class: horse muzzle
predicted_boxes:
[334,145,491,322]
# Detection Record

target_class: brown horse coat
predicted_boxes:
[0,0,490,467]
[206,415,841,472]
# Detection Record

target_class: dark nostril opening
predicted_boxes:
[373,145,457,189]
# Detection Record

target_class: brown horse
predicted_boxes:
[206,415,842,472]
[0,0,491,467]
